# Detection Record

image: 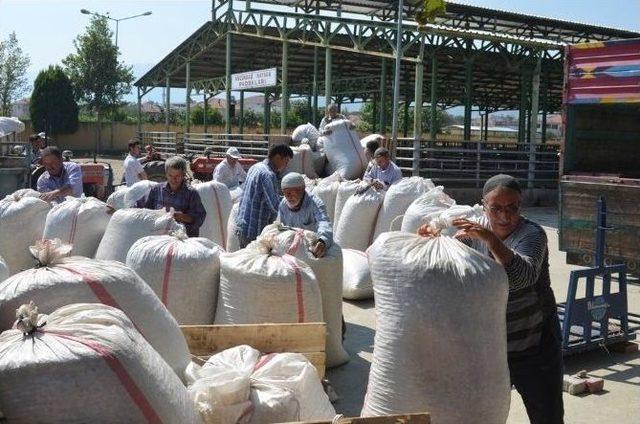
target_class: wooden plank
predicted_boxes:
[289,413,430,424]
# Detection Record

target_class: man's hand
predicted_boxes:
[39,190,60,202]
[311,240,327,258]
[452,218,494,243]
[321,129,332,136]
[417,224,439,238]
[173,211,194,224]
[372,180,384,190]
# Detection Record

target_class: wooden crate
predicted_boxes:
[181,322,327,377]
[289,413,430,423]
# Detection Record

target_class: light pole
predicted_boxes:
[80,9,152,48]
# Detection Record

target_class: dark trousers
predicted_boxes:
[509,314,565,424]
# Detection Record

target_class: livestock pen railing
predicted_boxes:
[136,131,179,157]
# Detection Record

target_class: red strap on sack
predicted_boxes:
[161,243,176,306]
[286,229,305,256]
[68,209,80,245]
[253,353,277,372]
[281,255,306,323]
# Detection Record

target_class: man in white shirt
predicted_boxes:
[363,147,402,189]
[123,141,147,186]
[213,147,247,189]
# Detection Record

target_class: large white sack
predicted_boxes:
[360,133,384,149]
[43,196,112,257]
[126,231,222,324]
[430,203,485,237]
[0,256,8,283]
[335,187,385,251]
[226,203,241,252]
[320,119,367,179]
[0,240,191,378]
[361,232,511,423]
[311,172,342,224]
[258,224,349,367]
[372,177,435,241]
[214,240,323,325]
[0,189,51,275]
[94,208,183,263]
[401,186,456,234]
[291,122,320,147]
[332,180,360,232]
[194,180,233,249]
[106,180,159,209]
[285,145,319,179]
[0,302,199,424]
[342,248,373,300]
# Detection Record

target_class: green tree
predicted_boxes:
[0,32,30,116]
[358,100,453,135]
[30,65,79,137]
[63,15,134,152]
[191,105,223,126]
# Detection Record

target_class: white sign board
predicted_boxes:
[231,68,277,90]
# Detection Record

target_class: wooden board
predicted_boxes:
[289,413,430,424]
[181,323,327,377]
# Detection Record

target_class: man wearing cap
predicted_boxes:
[277,172,333,258]
[123,140,147,187]
[363,147,403,189]
[418,174,564,424]
[213,147,247,189]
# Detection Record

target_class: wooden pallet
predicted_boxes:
[180,322,327,377]
[289,413,430,423]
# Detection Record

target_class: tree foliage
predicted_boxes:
[30,65,79,135]
[357,100,454,134]
[191,105,223,126]
[0,32,30,116]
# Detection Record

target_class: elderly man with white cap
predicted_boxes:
[213,147,247,189]
[277,172,333,258]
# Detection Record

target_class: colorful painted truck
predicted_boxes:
[559,39,640,273]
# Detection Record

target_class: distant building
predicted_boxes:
[443,124,519,139]
[538,113,562,139]
[10,98,30,118]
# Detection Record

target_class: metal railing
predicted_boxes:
[183,133,271,160]
[137,131,179,158]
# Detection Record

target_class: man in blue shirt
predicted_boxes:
[277,172,333,258]
[235,144,293,248]
[363,147,403,189]
[37,146,83,203]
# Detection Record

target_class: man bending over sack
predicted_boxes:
[363,147,402,189]
[143,156,206,237]
[37,146,83,203]
[277,172,333,258]
[418,174,564,424]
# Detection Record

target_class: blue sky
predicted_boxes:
[1,0,639,105]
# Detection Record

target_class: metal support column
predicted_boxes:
[484,110,490,141]
[263,91,270,135]
[390,0,404,159]
[372,94,378,133]
[137,86,142,134]
[312,46,319,126]
[413,53,424,176]
[281,40,289,134]
[541,72,548,144]
[463,58,473,142]
[225,30,232,134]
[203,93,208,133]
[165,76,170,132]
[324,46,332,107]
[185,61,191,133]
[528,56,542,189]
[239,91,245,134]
[403,65,410,137]
[430,55,438,142]
[519,66,529,144]
[379,58,387,134]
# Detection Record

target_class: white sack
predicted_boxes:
[332,180,360,232]
[360,133,384,149]
[258,224,349,367]
[311,172,342,224]
[106,185,129,209]
[194,181,233,249]
[107,180,159,210]
[320,119,367,179]
[214,241,323,325]
[372,177,435,240]
[226,203,241,252]
[291,123,320,148]
[126,231,222,324]
[285,145,320,179]
[430,203,485,237]
[361,232,511,423]
[0,240,191,378]
[0,189,51,275]
[94,208,183,263]
[341,248,373,300]
[401,186,456,234]
[0,116,25,136]
[335,187,385,251]
[0,303,199,424]
[0,256,8,283]
[230,186,244,204]
[43,196,112,258]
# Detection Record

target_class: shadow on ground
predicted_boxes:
[564,348,640,387]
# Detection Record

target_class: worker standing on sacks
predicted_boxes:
[319,103,350,134]
[420,174,564,424]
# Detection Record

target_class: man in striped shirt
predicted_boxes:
[450,174,564,424]
[234,144,293,248]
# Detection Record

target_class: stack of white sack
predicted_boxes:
[126,230,222,324]
[401,186,456,234]
[106,180,159,209]
[226,203,241,252]
[320,119,367,179]
[341,248,372,300]
[361,231,511,423]
[332,179,360,232]
[0,189,51,275]
[193,180,233,249]
[335,185,385,251]
[42,196,112,257]
[0,302,200,423]
[259,223,349,367]
[188,345,335,423]
[214,234,323,325]
[428,203,485,237]
[0,256,8,283]
[291,122,321,150]
[311,172,342,224]
[94,208,183,263]
[360,133,384,149]
[285,144,321,179]
[0,239,191,378]
[229,186,244,204]
[372,177,435,241]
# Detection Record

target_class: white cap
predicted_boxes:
[281,172,305,189]
[226,147,242,159]
[38,132,46,138]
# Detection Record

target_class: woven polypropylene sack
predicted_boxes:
[258,224,350,367]
[311,173,342,224]
[0,256,8,283]
[126,232,222,324]
[43,196,112,258]
[320,119,366,179]
[335,187,385,251]
[400,186,456,234]
[430,204,485,237]
[0,303,199,424]
[214,247,323,325]
[95,208,183,263]
[0,189,51,275]
[372,177,435,241]
[285,145,319,179]
[359,133,384,150]
[332,180,360,232]
[361,232,510,423]
[341,248,372,300]
[226,203,241,252]
[0,242,191,378]
[291,123,320,146]
[193,181,233,249]
[106,180,159,210]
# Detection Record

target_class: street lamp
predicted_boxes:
[80,9,152,48]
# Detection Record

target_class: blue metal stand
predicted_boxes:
[557,196,640,355]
